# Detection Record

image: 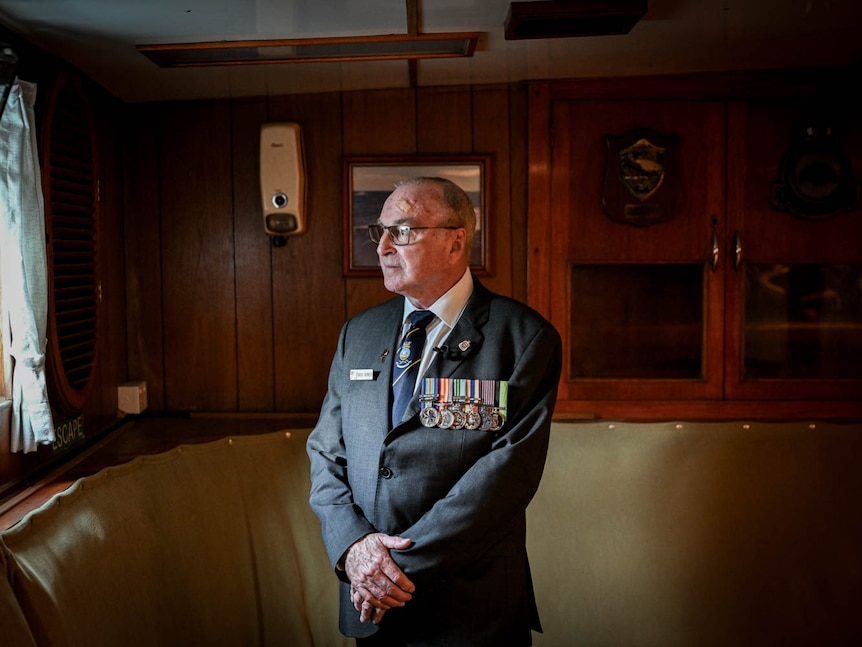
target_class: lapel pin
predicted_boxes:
[458,340,471,352]
[381,349,390,363]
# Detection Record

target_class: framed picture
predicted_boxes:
[343,154,491,276]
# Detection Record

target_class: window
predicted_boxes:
[41,72,100,414]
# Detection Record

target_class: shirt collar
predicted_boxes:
[402,268,473,328]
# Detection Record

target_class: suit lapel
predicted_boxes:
[356,298,403,431]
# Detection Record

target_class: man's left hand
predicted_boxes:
[344,532,415,623]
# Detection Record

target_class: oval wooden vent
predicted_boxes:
[42,72,100,414]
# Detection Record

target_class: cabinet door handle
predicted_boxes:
[711,232,719,271]
[734,232,743,270]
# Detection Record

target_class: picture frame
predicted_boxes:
[343,154,491,276]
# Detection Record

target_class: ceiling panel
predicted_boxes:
[0,0,859,102]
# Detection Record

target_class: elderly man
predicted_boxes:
[307,176,562,646]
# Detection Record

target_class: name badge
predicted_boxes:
[349,369,375,381]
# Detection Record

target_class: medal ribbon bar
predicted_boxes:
[420,378,508,430]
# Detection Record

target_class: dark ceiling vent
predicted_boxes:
[504,0,647,40]
[42,72,100,415]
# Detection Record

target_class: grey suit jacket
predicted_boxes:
[307,278,562,646]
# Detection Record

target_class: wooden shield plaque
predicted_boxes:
[602,128,682,226]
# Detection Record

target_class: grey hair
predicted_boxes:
[395,176,476,249]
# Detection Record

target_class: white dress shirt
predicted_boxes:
[399,268,474,393]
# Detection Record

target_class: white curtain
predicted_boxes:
[0,80,55,453]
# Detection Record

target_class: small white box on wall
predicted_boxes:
[118,381,147,414]
[260,122,306,241]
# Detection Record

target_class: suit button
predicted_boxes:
[379,467,393,479]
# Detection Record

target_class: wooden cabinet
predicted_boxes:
[725,99,862,403]
[528,74,862,420]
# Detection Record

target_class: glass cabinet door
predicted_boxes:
[546,98,726,405]
[743,263,862,380]
[569,264,705,380]
[725,100,862,401]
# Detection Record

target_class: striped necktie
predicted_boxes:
[391,309,435,426]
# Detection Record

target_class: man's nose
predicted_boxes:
[377,232,394,254]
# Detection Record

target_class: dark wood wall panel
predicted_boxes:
[85,93,127,430]
[343,89,418,155]
[231,99,275,411]
[124,105,166,409]
[343,88,417,318]
[417,87,473,153]
[122,84,522,416]
[471,85,513,297]
[505,84,529,302]
[269,92,346,412]
[159,102,237,411]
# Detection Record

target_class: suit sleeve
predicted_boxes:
[393,317,562,587]
[306,321,378,574]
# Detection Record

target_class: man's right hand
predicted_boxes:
[344,533,416,623]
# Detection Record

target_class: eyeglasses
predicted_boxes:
[368,223,461,246]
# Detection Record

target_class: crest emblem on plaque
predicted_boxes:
[602,128,681,226]
[620,138,665,200]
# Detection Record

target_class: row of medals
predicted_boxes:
[419,395,504,431]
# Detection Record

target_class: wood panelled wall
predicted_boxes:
[123,84,527,416]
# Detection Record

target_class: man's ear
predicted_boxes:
[449,228,467,256]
